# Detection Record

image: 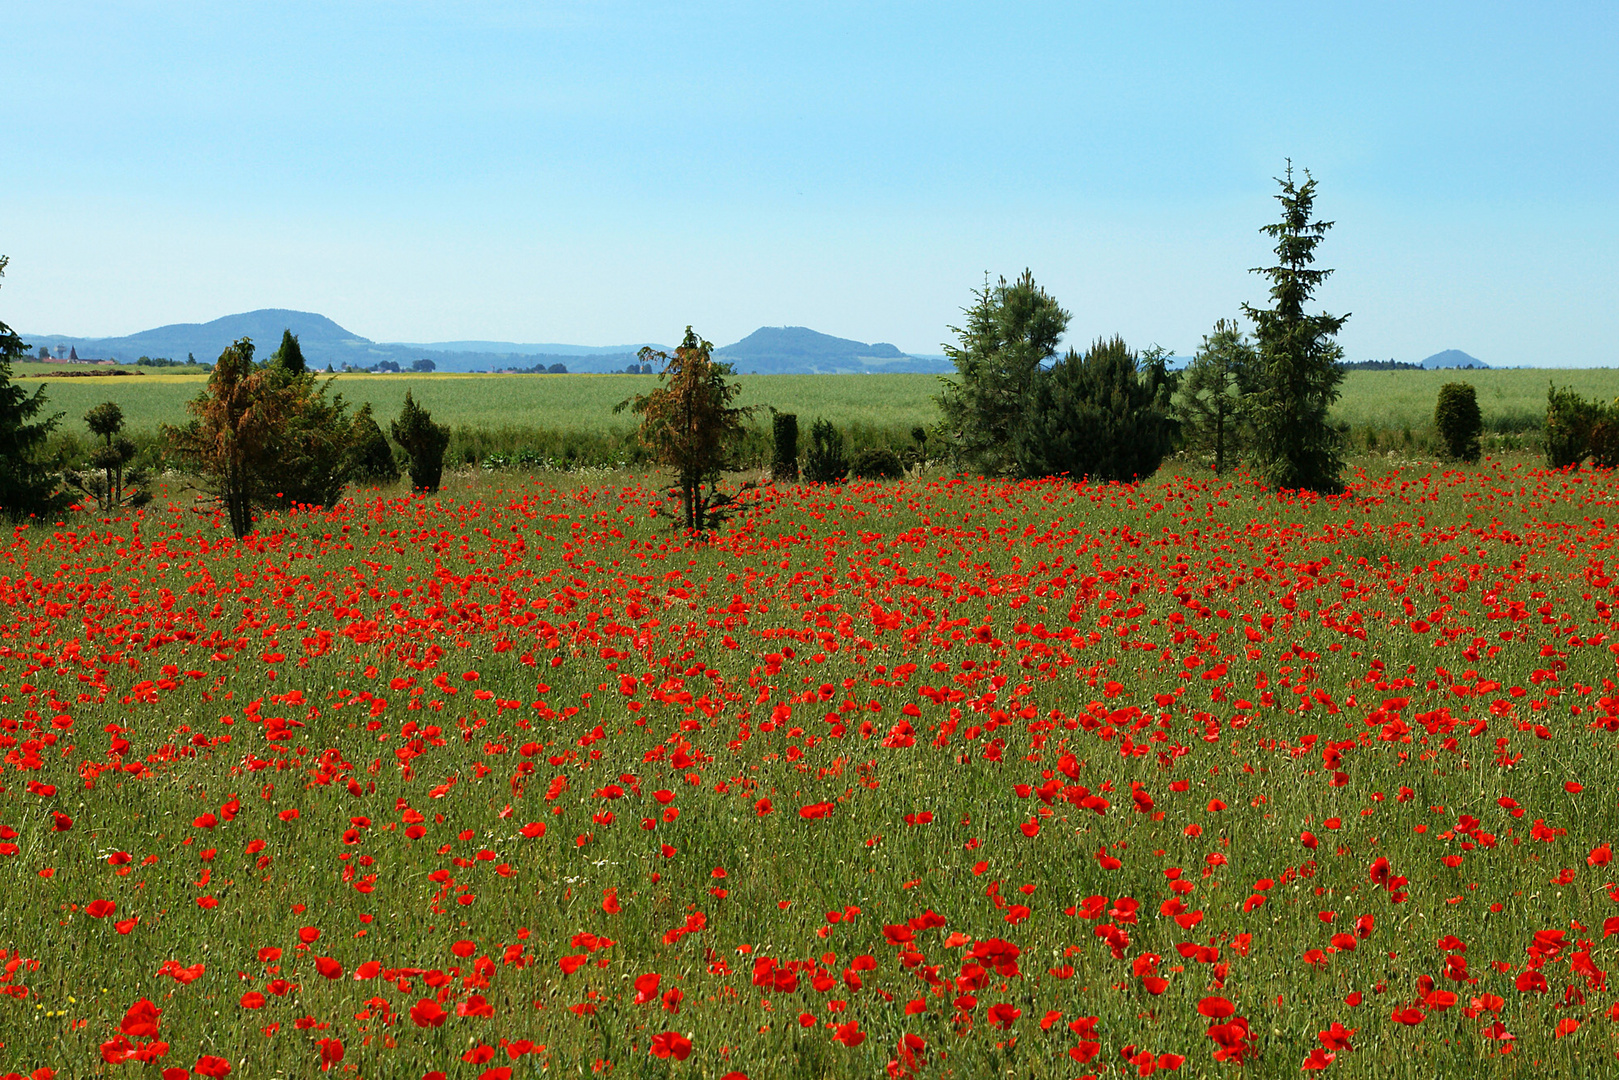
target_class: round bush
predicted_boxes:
[851,446,904,480]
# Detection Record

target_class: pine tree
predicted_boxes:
[935,270,1069,476]
[0,255,65,520]
[69,402,150,512]
[1243,164,1349,493]
[1011,336,1174,482]
[1178,319,1259,474]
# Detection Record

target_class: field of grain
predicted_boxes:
[1332,368,1619,434]
[16,368,942,445]
[16,363,1619,454]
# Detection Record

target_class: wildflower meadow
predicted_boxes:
[5,461,1619,1078]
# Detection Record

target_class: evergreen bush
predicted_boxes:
[1434,383,1483,463]
[803,418,848,483]
[851,446,904,480]
[772,412,799,481]
[1011,336,1174,483]
[391,391,451,493]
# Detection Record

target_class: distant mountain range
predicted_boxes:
[21,310,953,375]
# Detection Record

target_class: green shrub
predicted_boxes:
[1545,385,1612,469]
[347,403,401,485]
[1434,383,1482,463]
[772,413,799,481]
[803,418,847,483]
[851,446,904,480]
[1011,336,1174,482]
[391,391,451,492]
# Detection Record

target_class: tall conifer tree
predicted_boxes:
[935,270,1069,476]
[0,255,65,520]
[1243,164,1348,493]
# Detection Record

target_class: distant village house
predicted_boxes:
[41,344,116,365]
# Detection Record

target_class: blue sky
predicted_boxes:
[4,1,1615,364]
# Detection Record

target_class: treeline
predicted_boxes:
[3,165,1617,533]
[928,166,1348,492]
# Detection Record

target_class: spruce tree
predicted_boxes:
[1243,164,1349,493]
[0,255,65,520]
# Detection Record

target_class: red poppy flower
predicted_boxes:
[318,1038,344,1070]
[799,802,835,819]
[86,900,116,919]
[409,999,447,1028]
[120,998,161,1037]
[649,1032,693,1060]
[194,1056,232,1078]
[1197,996,1235,1019]
[458,994,495,1018]
[987,1003,1022,1029]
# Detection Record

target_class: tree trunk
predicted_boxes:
[226,462,252,539]
[681,473,697,532]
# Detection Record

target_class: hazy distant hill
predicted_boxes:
[716,326,948,373]
[26,309,380,366]
[23,310,949,374]
[1421,349,1489,370]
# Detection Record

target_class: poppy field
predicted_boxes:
[8,461,1619,1078]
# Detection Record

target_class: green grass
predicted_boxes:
[6,461,1619,1077]
[19,369,939,443]
[1335,368,1619,434]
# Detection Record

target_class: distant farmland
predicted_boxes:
[14,363,1619,446]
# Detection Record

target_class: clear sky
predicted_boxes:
[4,1,1615,364]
